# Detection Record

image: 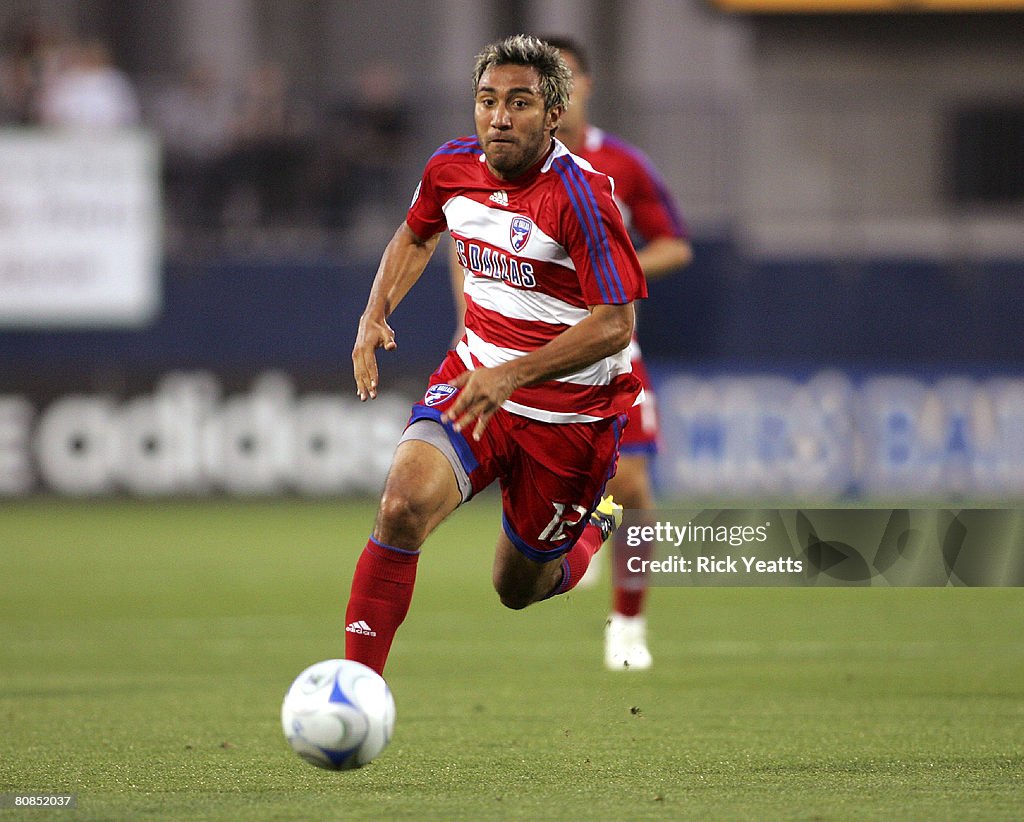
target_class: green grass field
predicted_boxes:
[1,498,1022,820]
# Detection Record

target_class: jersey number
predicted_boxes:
[538,502,588,543]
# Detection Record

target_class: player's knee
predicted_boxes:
[375,488,432,547]
[374,439,460,548]
[494,583,533,611]
[492,569,546,610]
[492,535,556,610]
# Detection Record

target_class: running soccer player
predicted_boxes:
[450,37,692,671]
[346,35,647,676]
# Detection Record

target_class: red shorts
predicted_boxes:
[619,355,659,455]
[407,351,626,562]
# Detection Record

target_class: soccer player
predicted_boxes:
[346,35,647,676]
[450,37,692,671]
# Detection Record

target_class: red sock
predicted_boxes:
[551,522,605,596]
[612,529,649,617]
[344,538,419,675]
[612,587,647,618]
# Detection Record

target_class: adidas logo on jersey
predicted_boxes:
[345,620,377,637]
[489,190,509,206]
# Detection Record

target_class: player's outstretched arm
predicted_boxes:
[353,222,440,401]
[442,301,635,441]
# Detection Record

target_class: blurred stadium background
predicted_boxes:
[1,0,1024,502]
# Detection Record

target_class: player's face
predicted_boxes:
[475,64,561,180]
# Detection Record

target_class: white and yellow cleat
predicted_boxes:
[589,495,623,544]
[604,613,653,671]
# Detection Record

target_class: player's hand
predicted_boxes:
[352,313,397,401]
[441,365,518,441]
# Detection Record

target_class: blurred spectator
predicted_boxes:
[0,53,18,122]
[317,62,411,235]
[150,63,235,228]
[38,38,140,129]
[0,20,65,125]
[217,60,314,227]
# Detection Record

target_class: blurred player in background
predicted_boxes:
[347,35,646,676]
[450,36,691,671]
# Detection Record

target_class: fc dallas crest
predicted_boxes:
[424,383,457,407]
[510,216,533,253]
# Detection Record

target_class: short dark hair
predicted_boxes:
[472,34,573,111]
[539,35,591,76]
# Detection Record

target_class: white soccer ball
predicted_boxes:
[281,659,396,770]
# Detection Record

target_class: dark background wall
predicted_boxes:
[1,241,1020,398]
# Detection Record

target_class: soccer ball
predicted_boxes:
[281,659,396,770]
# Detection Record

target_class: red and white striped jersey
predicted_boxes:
[575,125,690,363]
[576,125,689,248]
[407,137,647,424]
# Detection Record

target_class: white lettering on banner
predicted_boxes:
[34,396,118,495]
[854,376,1012,499]
[17,373,407,497]
[0,397,33,494]
[656,372,856,499]
[0,130,161,327]
[4,370,1024,498]
[290,394,402,496]
[654,372,1024,500]
[990,379,1024,492]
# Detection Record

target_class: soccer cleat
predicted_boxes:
[589,495,623,544]
[604,613,653,671]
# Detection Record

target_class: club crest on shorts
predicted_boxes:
[510,216,533,253]
[424,383,457,407]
